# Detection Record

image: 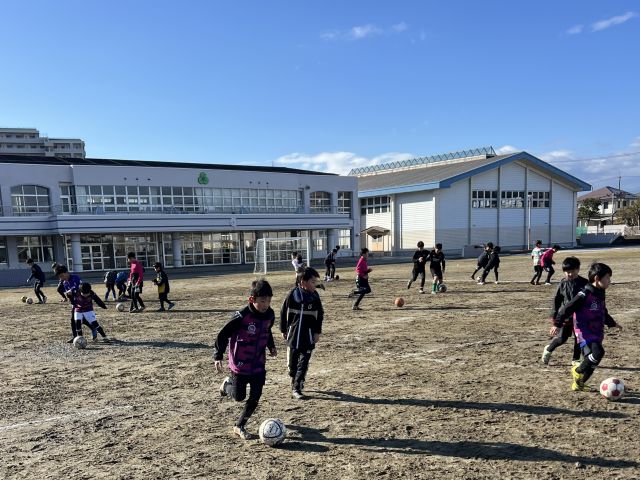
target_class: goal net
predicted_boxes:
[254,237,311,275]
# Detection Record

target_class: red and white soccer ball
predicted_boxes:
[599,377,625,401]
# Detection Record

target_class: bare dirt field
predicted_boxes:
[1,247,639,479]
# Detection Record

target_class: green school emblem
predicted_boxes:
[197,172,209,185]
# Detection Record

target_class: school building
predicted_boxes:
[0,154,359,286]
[352,147,591,255]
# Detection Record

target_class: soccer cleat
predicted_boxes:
[419,289,425,294]
[352,305,361,310]
[477,281,485,285]
[571,381,592,392]
[571,365,585,382]
[92,336,98,343]
[102,337,111,344]
[168,302,175,310]
[544,282,552,285]
[137,306,146,312]
[530,280,535,285]
[407,281,413,289]
[571,360,581,367]
[347,292,354,299]
[430,290,437,294]
[292,390,304,400]
[66,338,74,344]
[219,376,230,397]
[42,296,47,304]
[233,425,252,440]
[541,345,552,364]
[494,281,499,284]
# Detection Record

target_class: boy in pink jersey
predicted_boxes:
[349,248,372,310]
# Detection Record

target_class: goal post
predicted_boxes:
[254,237,311,275]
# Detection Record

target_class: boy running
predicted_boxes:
[554,262,622,391]
[407,241,430,293]
[349,248,372,310]
[214,279,277,440]
[280,267,324,400]
[471,242,493,280]
[26,258,47,304]
[152,262,175,311]
[478,246,501,285]
[530,240,545,285]
[72,282,111,343]
[541,256,588,366]
[540,244,560,285]
[428,243,446,294]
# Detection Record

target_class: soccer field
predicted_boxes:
[1,247,639,479]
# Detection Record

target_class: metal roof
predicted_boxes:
[0,154,336,176]
[357,151,591,197]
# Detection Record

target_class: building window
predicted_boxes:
[0,237,7,264]
[500,190,525,208]
[310,191,332,213]
[602,201,608,210]
[338,229,352,250]
[337,192,352,215]
[17,236,53,263]
[528,191,550,208]
[472,190,497,208]
[360,196,390,215]
[311,229,327,253]
[180,232,241,266]
[11,185,51,215]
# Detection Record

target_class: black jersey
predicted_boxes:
[412,249,429,270]
[429,251,446,271]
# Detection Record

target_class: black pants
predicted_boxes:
[408,268,426,289]
[481,267,498,282]
[224,371,266,427]
[531,266,543,284]
[129,284,145,311]
[159,292,173,309]
[116,282,127,298]
[471,264,486,279]
[544,263,555,283]
[104,283,117,300]
[324,262,335,279]
[576,341,604,383]
[547,323,581,361]
[353,276,371,307]
[75,317,107,339]
[287,347,313,392]
[33,280,45,302]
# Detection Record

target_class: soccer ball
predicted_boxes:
[73,336,87,350]
[438,283,447,293]
[334,275,340,281]
[394,297,405,308]
[600,377,625,401]
[26,297,34,304]
[21,296,28,303]
[258,418,286,447]
[116,303,125,312]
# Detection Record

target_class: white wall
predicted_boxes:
[469,170,498,247]
[435,179,469,250]
[551,181,576,246]
[498,163,526,248]
[396,191,434,250]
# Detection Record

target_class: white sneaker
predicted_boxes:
[219,376,230,397]
[477,281,485,285]
[292,390,304,400]
[544,282,552,285]
[541,345,552,364]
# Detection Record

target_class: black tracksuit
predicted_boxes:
[472,250,490,279]
[280,286,324,394]
[546,275,588,360]
[480,250,500,282]
[27,264,46,302]
[407,249,429,289]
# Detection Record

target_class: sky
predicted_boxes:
[1,1,639,192]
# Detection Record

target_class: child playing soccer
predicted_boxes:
[214,279,277,440]
[428,243,446,293]
[152,262,175,311]
[541,256,588,365]
[540,244,560,285]
[349,248,372,310]
[291,251,304,286]
[478,246,501,285]
[115,271,128,300]
[72,282,110,343]
[280,267,324,399]
[127,252,146,312]
[554,262,622,391]
[103,269,117,301]
[51,262,67,302]
[407,241,429,293]
[55,265,84,342]
[324,248,338,282]
[471,242,493,280]
[26,258,47,304]
[530,240,545,285]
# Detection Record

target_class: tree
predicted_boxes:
[577,198,601,225]
[615,202,640,226]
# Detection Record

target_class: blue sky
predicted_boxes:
[1,1,639,191]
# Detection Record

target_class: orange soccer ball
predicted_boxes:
[394,297,405,308]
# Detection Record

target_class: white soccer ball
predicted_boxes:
[258,418,286,447]
[73,336,87,350]
[438,283,447,293]
[26,297,34,304]
[116,303,125,312]
[599,377,625,401]
[21,295,28,303]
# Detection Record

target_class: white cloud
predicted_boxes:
[566,24,584,35]
[392,22,408,32]
[591,11,636,32]
[321,23,408,41]
[495,145,520,155]
[630,136,640,148]
[273,151,415,175]
[539,149,575,162]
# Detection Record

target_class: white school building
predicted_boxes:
[352,147,591,255]
[0,154,359,286]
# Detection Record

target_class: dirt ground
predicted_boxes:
[0,247,638,479]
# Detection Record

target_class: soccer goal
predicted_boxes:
[254,237,311,275]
